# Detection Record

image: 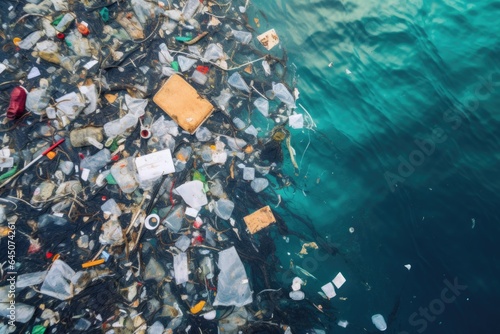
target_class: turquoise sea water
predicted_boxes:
[252,0,500,332]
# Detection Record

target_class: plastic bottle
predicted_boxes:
[80,149,111,174]
[53,13,75,32]
[17,31,45,50]
[110,157,138,194]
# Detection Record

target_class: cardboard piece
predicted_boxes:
[257,29,280,50]
[153,74,214,134]
[243,205,276,234]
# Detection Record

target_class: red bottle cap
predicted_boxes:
[56,32,65,39]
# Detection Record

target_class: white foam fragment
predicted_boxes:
[80,168,90,181]
[83,60,99,70]
[185,207,199,218]
[321,282,336,299]
[27,67,41,79]
[332,272,346,289]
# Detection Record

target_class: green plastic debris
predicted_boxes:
[0,166,17,181]
[52,15,63,26]
[109,139,119,152]
[171,61,179,72]
[32,325,46,334]
[192,170,206,183]
[175,36,193,42]
[100,8,110,22]
[106,173,117,185]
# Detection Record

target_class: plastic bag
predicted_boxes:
[253,97,269,117]
[178,56,197,72]
[175,180,208,209]
[203,43,224,61]
[213,247,253,307]
[40,259,76,300]
[272,82,296,109]
[232,30,252,44]
[228,72,250,92]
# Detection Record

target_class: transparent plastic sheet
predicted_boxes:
[40,260,76,300]
[213,247,253,307]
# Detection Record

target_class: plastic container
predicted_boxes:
[191,70,208,85]
[110,157,138,194]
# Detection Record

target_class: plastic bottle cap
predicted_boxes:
[46,151,57,160]
[144,214,161,230]
[140,128,152,139]
[77,23,90,36]
[13,37,21,46]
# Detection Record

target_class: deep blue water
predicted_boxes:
[252,0,500,332]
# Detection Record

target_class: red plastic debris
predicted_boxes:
[101,196,107,201]
[56,32,65,39]
[111,155,119,161]
[78,153,85,159]
[196,65,209,75]
[45,251,54,259]
[6,86,27,120]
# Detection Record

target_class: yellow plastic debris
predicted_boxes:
[153,74,214,134]
[190,300,206,314]
[82,258,105,268]
[243,206,276,234]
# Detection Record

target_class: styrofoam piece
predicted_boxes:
[332,272,346,289]
[185,207,199,217]
[173,252,189,285]
[175,180,208,209]
[288,114,304,129]
[135,149,175,181]
[27,66,41,79]
[338,320,349,328]
[321,282,336,299]
[292,277,303,291]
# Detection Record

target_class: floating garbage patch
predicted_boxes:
[0,0,361,333]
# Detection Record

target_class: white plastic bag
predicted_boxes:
[213,247,253,307]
